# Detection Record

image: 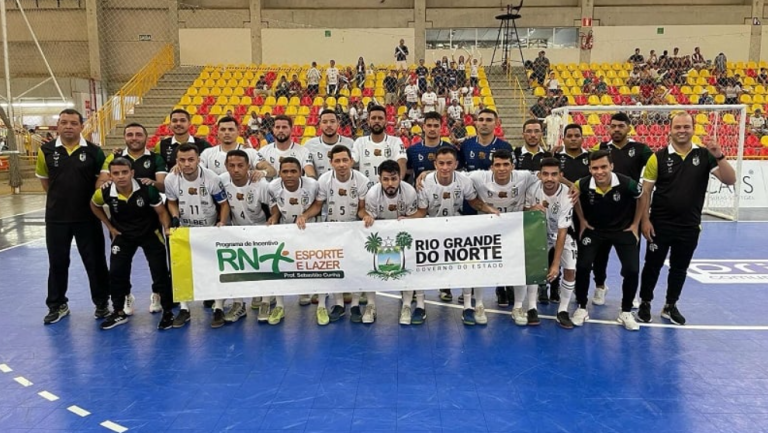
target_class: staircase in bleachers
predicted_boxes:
[487,65,537,139]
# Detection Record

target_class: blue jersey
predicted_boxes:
[406,140,455,179]
[459,137,513,172]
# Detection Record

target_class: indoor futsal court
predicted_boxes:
[1,196,767,433]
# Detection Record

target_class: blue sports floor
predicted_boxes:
[1,204,768,432]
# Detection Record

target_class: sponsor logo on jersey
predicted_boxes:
[188,187,198,195]
[442,192,451,199]
[338,188,348,196]
[373,149,382,156]
[388,204,397,211]
[498,191,508,198]
[236,193,245,201]
[289,197,299,205]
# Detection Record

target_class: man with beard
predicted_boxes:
[352,105,407,183]
[406,111,454,181]
[155,109,212,169]
[304,110,356,175]
[515,119,551,172]
[199,116,275,178]
[259,115,315,181]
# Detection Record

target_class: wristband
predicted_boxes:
[171,217,180,228]
[716,154,726,161]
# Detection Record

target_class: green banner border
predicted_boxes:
[524,211,549,285]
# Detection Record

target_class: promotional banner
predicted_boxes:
[706,160,768,208]
[169,212,548,301]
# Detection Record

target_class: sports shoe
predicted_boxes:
[173,309,191,328]
[538,285,549,305]
[475,305,488,325]
[211,309,225,328]
[44,304,70,325]
[592,285,608,306]
[556,311,574,329]
[527,309,541,326]
[158,311,174,330]
[399,305,412,325]
[617,311,640,331]
[359,293,368,305]
[224,302,247,323]
[511,307,527,326]
[101,311,128,330]
[329,305,345,322]
[257,302,270,322]
[94,305,110,319]
[411,307,427,325]
[550,285,560,303]
[123,294,136,316]
[661,304,686,326]
[462,308,476,325]
[506,287,515,304]
[439,289,453,302]
[310,294,319,305]
[632,297,641,309]
[343,293,352,304]
[149,293,162,313]
[317,307,329,326]
[572,308,589,326]
[637,301,652,323]
[458,292,465,304]
[362,305,376,324]
[268,306,285,325]
[299,294,311,306]
[496,287,509,307]
[203,300,215,309]
[350,306,363,323]
[250,297,262,310]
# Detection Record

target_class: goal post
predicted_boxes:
[549,104,746,221]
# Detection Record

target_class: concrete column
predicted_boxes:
[85,0,101,80]
[414,0,426,63]
[579,0,594,64]
[168,1,181,66]
[250,0,263,64]
[749,0,764,62]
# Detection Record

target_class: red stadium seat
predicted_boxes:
[147,136,159,149]
[746,134,760,148]
[593,124,608,136]
[235,105,247,116]
[207,134,217,145]
[300,96,312,106]
[307,115,318,126]
[340,125,352,137]
[253,95,265,106]
[464,114,474,126]
[272,105,285,115]
[204,115,216,125]
[676,94,690,104]
[635,124,649,136]
[362,88,374,97]
[292,125,304,136]
[157,124,170,136]
[386,105,396,118]
[575,95,587,105]
[197,105,210,115]
[573,113,587,125]
[760,147,768,156]
[386,125,396,135]
[612,95,622,105]
[245,87,255,97]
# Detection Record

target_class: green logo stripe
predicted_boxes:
[523,211,549,285]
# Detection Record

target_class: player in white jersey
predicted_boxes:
[219,149,274,324]
[259,115,316,179]
[411,147,499,326]
[199,116,275,178]
[297,146,373,324]
[364,160,425,325]
[352,105,407,183]
[164,143,230,328]
[524,157,577,329]
[304,110,356,175]
[266,157,320,325]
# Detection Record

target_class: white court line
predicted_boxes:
[0,208,45,219]
[0,364,12,373]
[0,237,45,253]
[67,405,91,417]
[13,376,32,387]
[38,391,59,401]
[375,292,768,331]
[101,420,128,432]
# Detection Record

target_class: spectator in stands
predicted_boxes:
[545,71,560,95]
[750,109,768,136]
[595,76,608,96]
[439,55,450,69]
[306,62,321,98]
[647,50,658,67]
[450,118,468,145]
[531,51,550,87]
[628,48,644,64]
[226,109,234,119]
[446,62,459,89]
[582,76,595,94]
[455,53,468,88]
[247,112,261,136]
[529,97,548,120]
[404,78,420,111]
[470,56,481,89]
[448,84,461,105]
[275,76,290,99]
[691,47,705,68]
[395,39,409,71]
[724,78,742,104]
[254,75,269,96]
[326,60,340,96]
[416,59,429,92]
[349,102,361,132]
[447,99,463,126]
[289,74,302,98]
[553,89,568,109]
[356,57,366,89]
[714,52,727,74]
[358,102,369,135]
[262,112,275,136]
[627,66,641,87]
[658,50,669,68]
[397,113,412,131]
[408,104,423,125]
[421,85,438,113]
[733,74,744,87]
[461,86,474,114]
[715,70,729,88]
[250,130,267,149]
[758,68,768,85]
[699,89,714,105]
[383,70,398,106]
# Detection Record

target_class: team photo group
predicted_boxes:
[35,104,735,333]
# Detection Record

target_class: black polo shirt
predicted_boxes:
[594,140,653,181]
[92,180,163,240]
[558,150,590,182]
[514,146,551,171]
[102,149,168,180]
[575,172,641,232]
[155,136,212,169]
[36,137,105,223]
[643,144,719,228]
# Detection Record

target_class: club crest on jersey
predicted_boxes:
[247,191,254,203]
[649,243,658,252]
[52,151,60,167]
[511,186,518,197]
[111,245,121,255]
[188,187,198,195]
[551,202,560,214]
[301,194,310,206]
[582,158,589,165]
[200,185,208,195]
[453,190,461,199]
[385,148,392,157]
[427,153,436,161]
[613,190,621,202]
[628,148,636,158]
[236,192,245,201]
[143,160,151,169]
[588,191,595,205]
[692,155,700,166]
[136,196,145,207]
[582,237,591,246]
[666,156,674,173]
[79,152,86,162]
[350,187,358,199]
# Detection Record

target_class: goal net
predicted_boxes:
[549,104,746,221]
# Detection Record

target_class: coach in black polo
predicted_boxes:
[99,122,167,191]
[35,109,110,325]
[637,112,736,326]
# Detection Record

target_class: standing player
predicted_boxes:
[266,157,320,324]
[220,149,273,324]
[155,108,212,169]
[200,116,275,178]
[90,158,175,330]
[406,111,454,181]
[297,146,372,324]
[525,158,576,329]
[514,119,551,171]
[352,105,407,183]
[98,123,167,192]
[637,113,735,325]
[573,150,643,331]
[364,160,422,325]
[304,110,355,175]
[164,143,230,328]
[412,147,500,325]
[259,115,316,179]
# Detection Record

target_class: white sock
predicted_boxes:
[402,290,414,305]
[513,286,526,309]
[474,288,484,307]
[462,288,473,309]
[559,279,574,313]
[527,285,538,311]
[333,293,344,307]
[180,301,189,310]
[214,299,224,310]
[316,293,327,308]
[275,296,285,308]
[415,291,425,309]
[366,292,376,306]
[351,292,360,308]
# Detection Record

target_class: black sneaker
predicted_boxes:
[439,289,453,302]
[496,287,509,307]
[506,287,515,305]
[411,307,427,325]
[203,300,215,309]
[44,304,70,325]
[527,309,541,326]
[661,304,686,326]
[329,305,345,322]
[173,309,191,328]
[458,293,464,304]
[556,311,574,329]
[538,285,549,305]
[100,311,128,330]
[550,285,560,303]
[94,305,110,319]
[350,306,363,323]
[637,301,653,323]
[211,309,225,328]
[158,311,175,330]
[462,308,476,326]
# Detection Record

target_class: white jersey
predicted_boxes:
[468,170,536,213]
[418,172,477,217]
[421,92,437,110]
[200,145,264,175]
[470,64,479,78]
[316,170,372,222]
[164,167,227,227]
[259,142,311,175]
[525,181,575,250]
[352,135,407,183]
[404,85,419,103]
[268,176,319,224]
[220,172,271,225]
[365,182,419,220]
[303,135,355,175]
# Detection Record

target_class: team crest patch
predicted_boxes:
[301,195,310,206]
[649,243,658,252]
[200,185,207,195]
[247,191,254,203]
[613,190,621,202]
[453,190,461,199]
[692,155,700,166]
[498,191,508,198]
[143,160,151,169]
[628,148,636,158]
[350,187,358,199]
[188,187,198,195]
[427,153,435,161]
[52,151,60,167]
[582,158,589,165]
[478,151,486,160]
[136,197,145,207]
[385,148,392,157]
[551,202,560,214]
[289,197,299,205]
[511,186,519,197]
[442,192,451,199]
[79,153,86,162]
[236,193,245,201]
[111,245,121,255]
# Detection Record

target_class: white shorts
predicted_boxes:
[396,60,408,70]
[550,234,577,271]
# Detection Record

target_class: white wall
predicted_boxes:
[179,28,252,65]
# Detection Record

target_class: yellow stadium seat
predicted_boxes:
[222,87,233,96]
[570,86,582,96]
[293,115,306,126]
[587,114,601,125]
[480,87,492,96]
[199,71,210,80]
[209,105,222,115]
[338,96,349,107]
[362,97,372,106]
[754,94,766,104]
[665,94,677,104]
[740,94,753,104]
[288,97,300,106]
[612,63,623,71]
[215,79,226,88]
[606,70,617,79]
[619,86,630,95]
[191,115,203,125]
[692,136,702,145]
[303,126,316,137]
[612,78,624,87]
[680,86,693,95]
[338,88,350,97]
[215,95,227,106]
[695,113,708,124]
[198,87,210,96]
[686,77,697,86]
[745,77,756,86]
[582,125,594,135]
[223,105,235,114]
[186,87,198,97]
[276,96,288,106]
[204,79,216,88]
[692,85,704,95]
[600,95,613,105]
[594,70,605,78]
[313,96,324,106]
[587,95,600,106]
[689,94,700,104]
[228,96,240,105]
[298,106,310,116]
[374,88,385,98]
[723,113,737,124]
[748,61,758,70]
[196,125,210,137]
[630,86,640,95]
[482,96,495,106]
[192,96,204,105]
[411,125,422,135]
[589,62,599,71]
[561,70,572,80]
[239,96,251,105]
[184,105,196,116]
[564,78,576,88]
[566,63,578,71]
[706,85,717,95]
[756,85,767,95]
[466,126,477,136]
[694,124,706,135]
[714,94,726,104]
[259,105,272,116]
[325,96,337,107]
[285,106,298,116]
[762,135,768,147]
[180,95,192,105]
[479,79,489,88]
[561,87,571,96]
[397,106,407,116]
[533,87,546,97]
[265,96,276,106]
[210,87,222,96]
[572,70,583,79]
[555,64,566,71]
[247,106,259,115]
